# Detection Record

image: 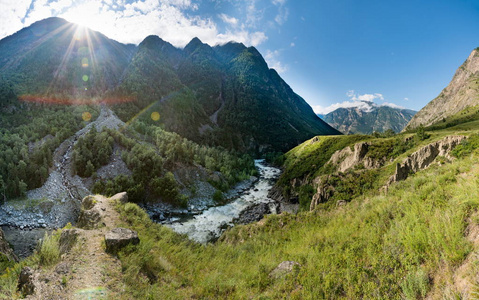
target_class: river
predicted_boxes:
[166,159,281,243]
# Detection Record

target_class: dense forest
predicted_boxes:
[0,80,98,200]
[71,121,256,206]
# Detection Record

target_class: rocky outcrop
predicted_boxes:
[110,192,128,204]
[234,202,279,225]
[270,261,301,279]
[327,142,386,173]
[0,227,18,262]
[104,228,139,254]
[405,49,479,130]
[310,177,333,211]
[77,195,103,229]
[387,135,466,185]
[18,266,37,296]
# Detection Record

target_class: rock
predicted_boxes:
[270,261,301,279]
[337,200,347,206]
[234,202,279,225]
[81,195,97,210]
[110,192,128,203]
[59,228,81,254]
[77,208,102,229]
[18,267,36,296]
[55,262,70,275]
[104,228,139,254]
[405,49,479,130]
[387,135,466,186]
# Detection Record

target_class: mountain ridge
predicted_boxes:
[320,103,416,134]
[405,48,479,130]
[0,17,340,153]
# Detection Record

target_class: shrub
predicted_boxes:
[38,231,60,266]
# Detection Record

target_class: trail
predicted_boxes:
[26,195,125,300]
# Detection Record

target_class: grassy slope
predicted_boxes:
[2,114,479,299]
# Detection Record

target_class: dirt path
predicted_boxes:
[26,195,126,300]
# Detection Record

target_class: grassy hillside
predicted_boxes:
[2,117,479,298]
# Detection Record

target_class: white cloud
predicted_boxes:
[313,101,374,115]
[347,90,383,102]
[0,0,269,47]
[290,42,295,47]
[265,49,288,73]
[381,102,405,109]
[218,13,238,26]
[272,0,288,25]
[313,90,404,115]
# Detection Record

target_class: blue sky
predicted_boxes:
[1,0,478,113]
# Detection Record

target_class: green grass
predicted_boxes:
[107,152,479,298]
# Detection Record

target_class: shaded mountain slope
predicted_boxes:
[0,17,339,153]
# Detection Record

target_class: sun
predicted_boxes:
[60,2,103,31]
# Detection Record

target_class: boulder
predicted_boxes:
[110,192,128,203]
[59,228,81,254]
[18,267,36,296]
[105,228,139,254]
[81,195,97,210]
[270,261,301,279]
[77,208,102,229]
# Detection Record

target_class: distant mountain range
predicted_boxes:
[405,48,479,131]
[0,17,339,154]
[319,103,416,134]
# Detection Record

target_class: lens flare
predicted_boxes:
[81,57,89,67]
[82,111,92,121]
[151,111,160,121]
[82,75,89,82]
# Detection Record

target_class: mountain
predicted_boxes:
[0,17,339,153]
[405,48,479,130]
[320,103,416,134]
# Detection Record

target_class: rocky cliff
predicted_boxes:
[405,49,479,130]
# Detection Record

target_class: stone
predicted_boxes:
[18,267,36,296]
[105,228,139,254]
[270,261,301,279]
[77,208,102,229]
[59,229,81,254]
[81,195,97,210]
[55,262,70,275]
[110,192,128,203]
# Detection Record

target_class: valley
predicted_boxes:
[0,12,478,300]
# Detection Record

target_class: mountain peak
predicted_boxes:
[405,47,479,130]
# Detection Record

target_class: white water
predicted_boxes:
[167,160,280,243]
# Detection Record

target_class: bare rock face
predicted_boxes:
[0,227,18,263]
[18,266,37,296]
[59,228,81,255]
[405,49,479,130]
[387,135,466,185]
[104,228,139,254]
[77,195,102,229]
[110,192,128,204]
[270,261,301,279]
[310,177,333,211]
[328,142,385,173]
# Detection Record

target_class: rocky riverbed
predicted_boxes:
[163,160,281,243]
